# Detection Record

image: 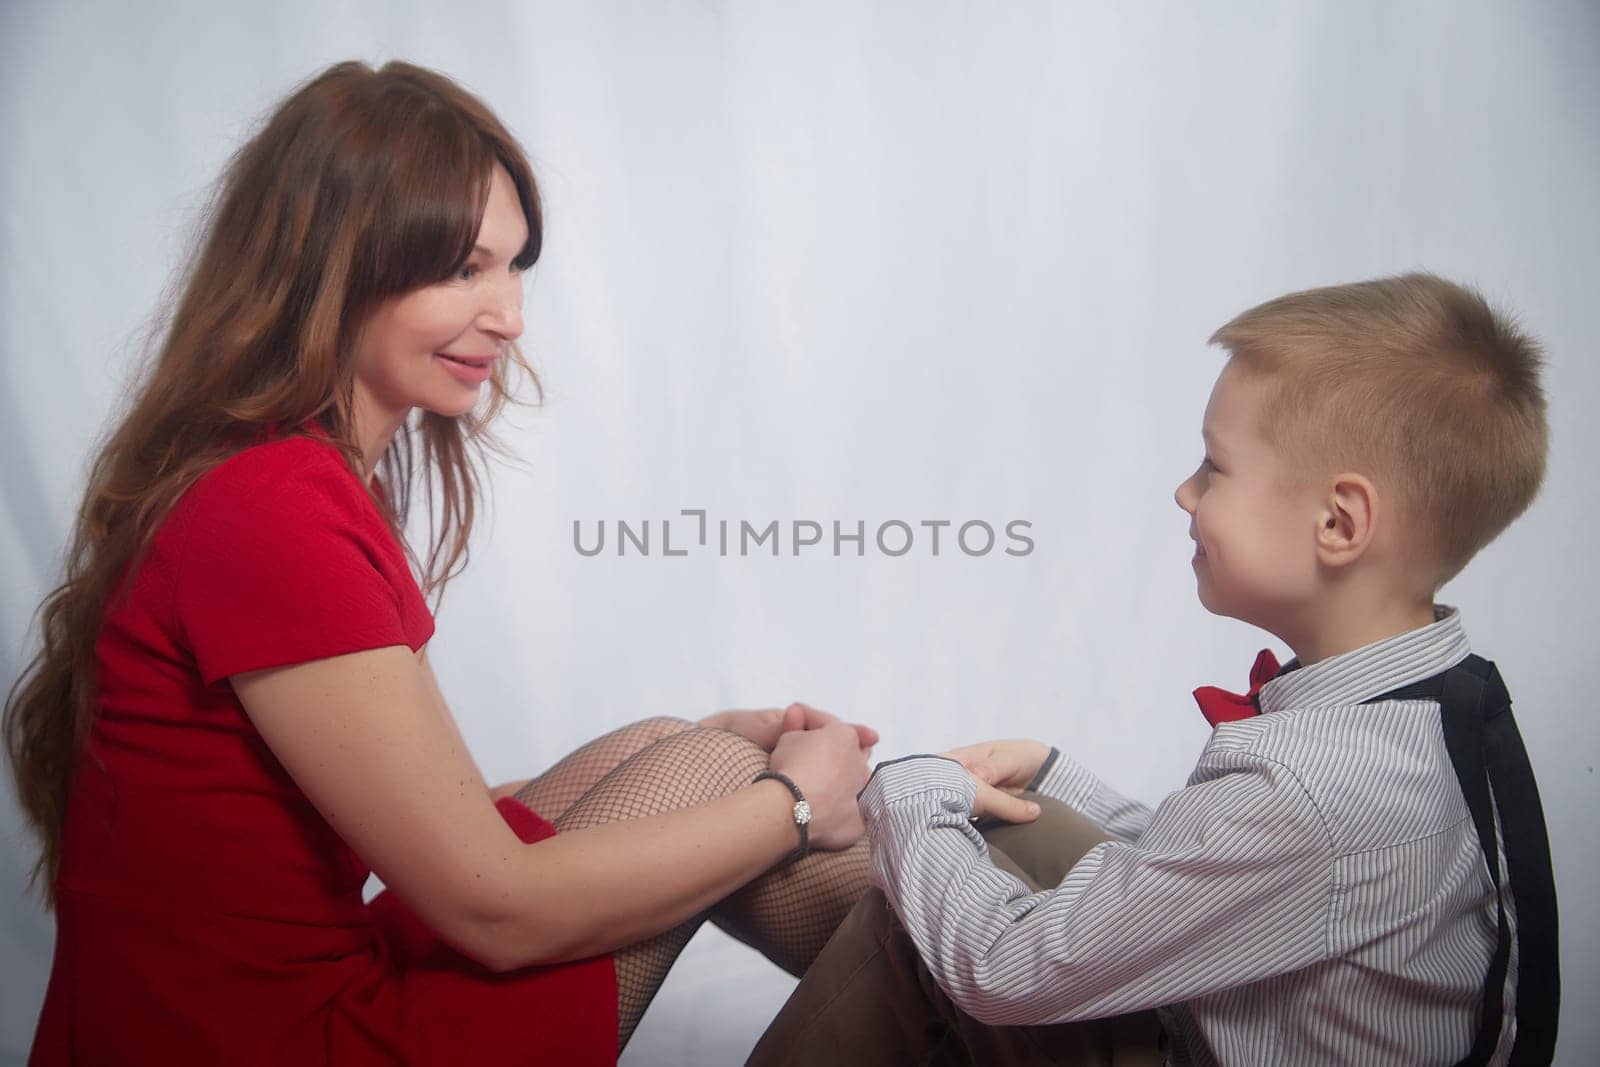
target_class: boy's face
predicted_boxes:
[1174,361,1323,633]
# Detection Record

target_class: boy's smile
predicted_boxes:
[1174,361,1322,635]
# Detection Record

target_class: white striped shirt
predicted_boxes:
[860,606,1516,1065]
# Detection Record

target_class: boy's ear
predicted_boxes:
[1316,473,1378,568]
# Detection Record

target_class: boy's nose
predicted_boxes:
[1174,473,1197,514]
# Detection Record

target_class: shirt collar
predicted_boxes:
[1257,604,1471,714]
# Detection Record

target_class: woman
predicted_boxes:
[5,60,875,1064]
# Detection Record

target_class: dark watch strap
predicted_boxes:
[753,770,811,865]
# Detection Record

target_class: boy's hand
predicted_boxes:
[944,739,1051,792]
[970,777,1041,824]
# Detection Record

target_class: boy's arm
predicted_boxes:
[859,753,1335,1026]
[1026,746,1154,843]
[946,739,1153,843]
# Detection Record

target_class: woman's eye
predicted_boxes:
[456,264,479,281]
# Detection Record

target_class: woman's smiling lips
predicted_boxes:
[434,352,496,385]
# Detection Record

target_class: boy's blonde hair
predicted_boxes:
[1211,272,1548,588]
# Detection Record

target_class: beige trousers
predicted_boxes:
[746,793,1167,1066]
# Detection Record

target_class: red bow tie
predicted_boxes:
[1193,649,1282,727]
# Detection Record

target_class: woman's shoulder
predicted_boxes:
[210,429,356,490]
[192,432,364,513]
[159,429,376,556]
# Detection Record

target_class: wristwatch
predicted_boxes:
[753,770,811,865]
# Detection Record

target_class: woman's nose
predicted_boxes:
[483,276,524,341]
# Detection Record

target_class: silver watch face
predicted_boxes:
[793,800,812,825]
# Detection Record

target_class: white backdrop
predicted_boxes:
[3,2,1597,1063]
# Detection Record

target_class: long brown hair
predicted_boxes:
[4,60,544,908]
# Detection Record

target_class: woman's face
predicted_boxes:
[350,164,529,434]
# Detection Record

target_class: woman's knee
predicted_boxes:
[620,715,695,748]
[635,726,769,789]
[555,727,770,831]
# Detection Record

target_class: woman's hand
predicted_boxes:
[768,722,873,851]
[700,702,878,754]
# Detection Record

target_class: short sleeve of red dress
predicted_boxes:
[172,437,434,686]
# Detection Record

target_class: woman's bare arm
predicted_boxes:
[230,645,865,972]
[412,648,530,803]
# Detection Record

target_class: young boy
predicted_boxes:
[749,273,1558,1065]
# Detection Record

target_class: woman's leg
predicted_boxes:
[512,716,695,820]
[707,836,870,978]
[531,728,871,1051]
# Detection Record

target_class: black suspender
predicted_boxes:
[1362,655,1560,1065]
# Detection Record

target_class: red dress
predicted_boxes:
[29,425,617,1065]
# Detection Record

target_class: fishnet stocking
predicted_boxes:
[708,837,870,979]
[524,727,871,1051]
[513,716,694,820]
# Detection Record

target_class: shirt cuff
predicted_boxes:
[1026,746,1062,791]
[1030,748,1106,810]
[858,754,976,825]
